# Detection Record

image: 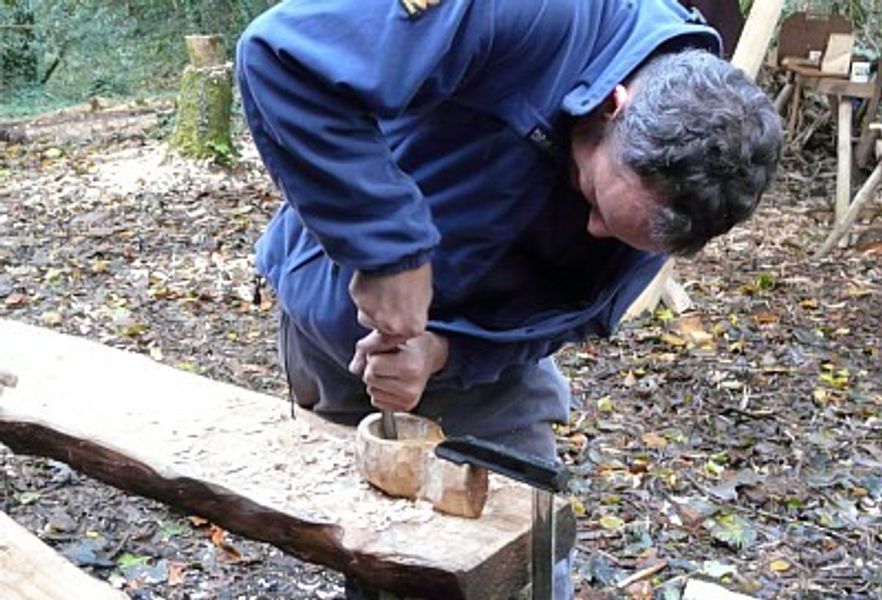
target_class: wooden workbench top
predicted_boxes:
[0,319,574,600]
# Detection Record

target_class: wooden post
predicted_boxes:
[774,80,795,115]
[816,159,882,257]
[854,60,882,169]
[623,259,673,321]
[787,76,803,136]
[170,34,234,163]
[836,96,853,223]
[731,0,787,81]
[623,0,785,319]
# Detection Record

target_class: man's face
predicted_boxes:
[570,134,666,253]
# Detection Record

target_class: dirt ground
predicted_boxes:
[0,96,880,600]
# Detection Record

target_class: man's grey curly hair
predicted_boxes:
[612,49,783,256]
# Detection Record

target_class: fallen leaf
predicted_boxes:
[15,491,42,505]
[597,395,614,412]
[705,513,757,550]
[799,297,819,310]
[167,561,186,586]
[4,292,27,307]
[708,469,762,502]
[121,323,149,337]
[754,311,779,325]
[625,580,653,599]
[40,310,62,326]
[846,285,871,297]
[672,315,703,337]
[661,333,687,347]
[674,497,719,527]
[160,521,188,538]
[705,459,726,477]
[701,559,738,579]
[91,259,110,273]
[769,559,791,573]
[599,515,625,531]
[117,552,150,569]
[655,308,675,322]
[641,432,668,449]
[209,524,243,562]
[858,240,882,254]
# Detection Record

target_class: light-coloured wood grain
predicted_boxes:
[184,34,225,67]
[682,579,758,600]
[817,159,882,256]
[355,413,488,518]
[803,76,877,99]
[0,319,574,600]
[820,33,855,76]
[836,97,853,224]
[731,0,786,80]
[0,512,126,600]
[623,260,673,320]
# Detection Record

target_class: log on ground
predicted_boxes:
[0,318,575,600]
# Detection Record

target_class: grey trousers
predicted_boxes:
[278,312,574,599]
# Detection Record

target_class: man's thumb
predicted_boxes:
[349,330,400,375]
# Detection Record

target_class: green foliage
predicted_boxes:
[1,0,276,118]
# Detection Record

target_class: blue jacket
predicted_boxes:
[237,0,720,387]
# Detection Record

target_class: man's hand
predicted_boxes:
[348,263,432,344]
[349,330,449,413]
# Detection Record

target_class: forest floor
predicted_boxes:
[0,97,881,600]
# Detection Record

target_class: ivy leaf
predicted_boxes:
[704,514,757,550]
[701,559,737,579]
[15,491,42,505]
[117,552,150,569]
[599,515,625,531]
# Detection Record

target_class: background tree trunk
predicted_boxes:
[1,9,39,91]
[169,34,233,163]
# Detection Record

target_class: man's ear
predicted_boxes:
[605,84,630,121]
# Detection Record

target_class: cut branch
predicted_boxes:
[816,160,882,257]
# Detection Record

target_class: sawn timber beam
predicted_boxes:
[0,319,575,600]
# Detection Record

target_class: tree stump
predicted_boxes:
[170,35,233,163]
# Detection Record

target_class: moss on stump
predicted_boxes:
[170,64,233,163]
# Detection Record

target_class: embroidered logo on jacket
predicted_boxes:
[400,0,441,19]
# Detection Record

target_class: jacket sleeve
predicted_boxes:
[236,0,489,274]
